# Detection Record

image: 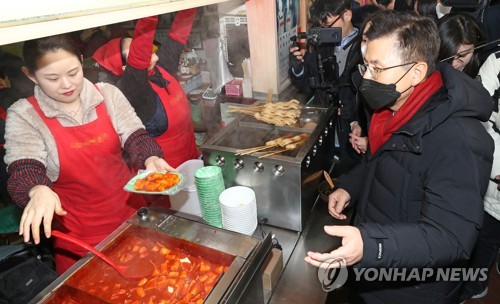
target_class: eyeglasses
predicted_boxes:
[358,62,417,76]
[321,10,346,28]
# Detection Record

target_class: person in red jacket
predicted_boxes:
[92,11,199,178]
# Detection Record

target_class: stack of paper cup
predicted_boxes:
[194,166,225,228]
[219,186,258,236]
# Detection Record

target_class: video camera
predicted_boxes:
[291,27,342,47]
[290,27,343,107]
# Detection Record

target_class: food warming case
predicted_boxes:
[202,106,336,231]
[30,207,272,304]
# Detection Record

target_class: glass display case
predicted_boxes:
[0,0,232,45]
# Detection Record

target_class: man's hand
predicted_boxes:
[289,46,304,72]
[19,185,66,244]
[305,225,363,268]
[328,188,351,220]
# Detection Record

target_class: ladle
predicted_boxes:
[51,230,153,280]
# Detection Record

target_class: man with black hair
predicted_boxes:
[305,11,493,303]
[289,0,362,169]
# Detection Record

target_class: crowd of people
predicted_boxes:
[1,0,500,303]
[289,0,500,303]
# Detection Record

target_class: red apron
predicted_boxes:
[151,66,198,168]
[147,67,199,209]
[28,97,144,274]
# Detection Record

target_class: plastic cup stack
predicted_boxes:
[219,186,258,236]
[194,166,225,228]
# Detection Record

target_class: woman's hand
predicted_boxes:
[19,185,66,244]
[144,156,178,172]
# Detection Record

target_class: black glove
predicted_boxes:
[289,51,304,73]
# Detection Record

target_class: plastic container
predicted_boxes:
[225,78,243,96]
[170,159,204,217]
[242,77,252,98]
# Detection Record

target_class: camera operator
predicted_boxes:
[289,0,362,170]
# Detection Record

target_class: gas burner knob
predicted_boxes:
[305,156,311,168]
[215,155,226,166]
[273,165,285,176]
[137,207,148,221]
[312,145,318,156]
[318,135,323,146]
[324,128,328,137]
[253,162,264,173]
[233,158,244,169]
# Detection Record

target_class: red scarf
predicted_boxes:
[368,71,443,154]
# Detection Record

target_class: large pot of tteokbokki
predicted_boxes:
[29,207,273,304]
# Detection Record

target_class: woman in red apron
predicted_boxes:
[4,35,175,274]
[93,12,200,208]
[93,11,200,170]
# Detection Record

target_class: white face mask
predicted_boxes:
[436,3,452,19]
[361,45,367,58]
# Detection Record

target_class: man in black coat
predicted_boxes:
[305,11,494,303]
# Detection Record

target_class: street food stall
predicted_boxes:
[2,1,346,303]
[202,103,336,231]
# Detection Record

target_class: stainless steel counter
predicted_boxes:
[167,182,351,304]
[261,196,352,304]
